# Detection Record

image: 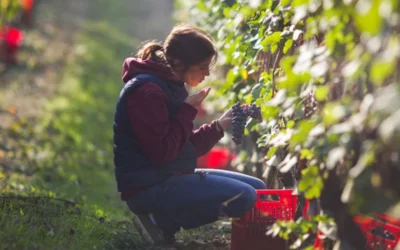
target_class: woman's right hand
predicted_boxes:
[185,87,211,107]
[217,104,251,131]
[217,108,232,130]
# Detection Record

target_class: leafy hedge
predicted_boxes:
[181,0,400,248]
[0,0,22,25]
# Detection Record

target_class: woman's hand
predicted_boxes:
[217,104,251,131]
[185,87,211,107]
[217,108,232,130]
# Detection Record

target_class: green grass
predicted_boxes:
[34,18,139,221]
[0,196,143,250]
[0,0,151,249]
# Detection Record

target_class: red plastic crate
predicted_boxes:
[21,0,34,10]
[354,215,400,249]
[196,146,236,169]
[231,189,298,250]
[314,215,400,249]
[0,26,24,63]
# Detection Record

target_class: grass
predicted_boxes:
[0,196,142,250]
[34,18,139,221]
[0,0,151,249]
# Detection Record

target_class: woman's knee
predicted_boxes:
[243,186,257,210]
[250,177,266,190]
[203,169,266,190]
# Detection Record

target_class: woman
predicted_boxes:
[113,24,266,245]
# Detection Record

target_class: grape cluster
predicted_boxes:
[231,102,262,145]
[243,103,262,120]
[232,103,246,145]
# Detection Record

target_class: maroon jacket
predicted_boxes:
[120,58,224,200]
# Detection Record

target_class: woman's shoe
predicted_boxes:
[132,214,163,244]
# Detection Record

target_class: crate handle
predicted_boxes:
[256,189,295,202]
[370,226,395,241]
[256,189,294,195]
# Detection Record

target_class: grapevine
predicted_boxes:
[183,0,400,248]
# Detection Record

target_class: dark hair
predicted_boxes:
[137,24,218,73]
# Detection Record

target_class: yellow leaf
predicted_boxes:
[240,68,248,80]
[7,106,16,114]
[1,0,10,9]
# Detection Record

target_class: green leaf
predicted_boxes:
[300,148,313,160]
[261,32,282,48]
[355,0,382,35]
[287,120,295,129]
[325,30,336,53]
[322,103,347,126]
[223,7,231,18]
[291,120,316,145]
[244,93,253,104]
[262,106,280,119]
[283,39,293,54]
[370,59,396,85]
[226,68,239,84]
[315,86,329,101]
[292,0,311,7]
[260,72,270,83]
[266,146,278,159]
[271,43,278,53]
[196,1,208,11]
[299,166,323,199]
[251,83,262,99]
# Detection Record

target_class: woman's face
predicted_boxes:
[182,57,212,87]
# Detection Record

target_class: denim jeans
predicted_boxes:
[126,169,266,233]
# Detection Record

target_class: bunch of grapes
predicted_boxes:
[232,103,246,145]
[231,102,262,145]
[243,103,262,120]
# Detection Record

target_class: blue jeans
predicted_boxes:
[126,169,266,233]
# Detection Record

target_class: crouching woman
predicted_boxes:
[113,24,266,245]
